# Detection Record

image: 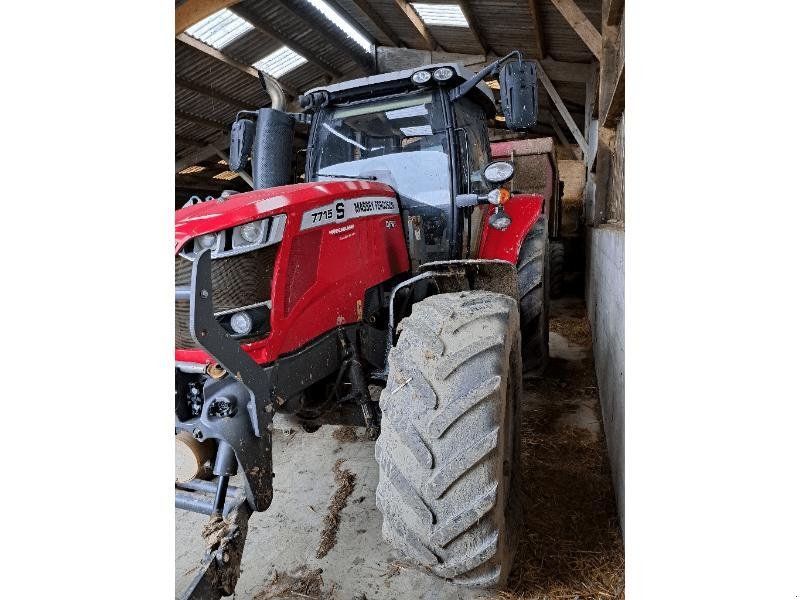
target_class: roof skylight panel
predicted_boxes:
[252,47,308,78]
[185,8,254,49]
[411,3,469,27]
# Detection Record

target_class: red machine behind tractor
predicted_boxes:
[175,52,560,598]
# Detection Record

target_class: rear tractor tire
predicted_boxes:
[516,215,550,374]
[375,291,522,587]
[549,240,565,299]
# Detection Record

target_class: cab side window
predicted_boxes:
[454,99,491,195]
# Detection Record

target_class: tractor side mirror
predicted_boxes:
[499,60,538,130]
[229,118,255,172]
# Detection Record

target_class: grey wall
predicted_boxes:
[586,224,625,532]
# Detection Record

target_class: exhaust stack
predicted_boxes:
[229,71,295,191]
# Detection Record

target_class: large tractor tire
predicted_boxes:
[375,291,522,587]
[516,215,550,374]
[549,240,565,299]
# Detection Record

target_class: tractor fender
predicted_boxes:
[477,193,544,264]
[419,259,519,300]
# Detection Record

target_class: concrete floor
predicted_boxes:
[176,297,602,599]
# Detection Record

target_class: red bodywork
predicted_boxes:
[479,138,551,263]
[175,177,543,366]
[476,194,544,263]
[176,180,409,366]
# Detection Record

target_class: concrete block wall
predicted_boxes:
[586,224,625,532]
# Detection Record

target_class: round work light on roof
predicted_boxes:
[411,70,432,84]
[433,67,454,82]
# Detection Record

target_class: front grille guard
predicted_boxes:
[175,244,278,349]
[175,248,275,600]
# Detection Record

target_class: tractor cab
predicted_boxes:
[300,57,537,268]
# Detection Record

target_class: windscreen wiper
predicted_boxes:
[315,173,377,181]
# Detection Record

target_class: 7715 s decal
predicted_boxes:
[300,196,399,230]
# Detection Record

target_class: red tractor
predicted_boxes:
[175,52,554,598]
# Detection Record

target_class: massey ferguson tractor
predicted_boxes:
[175,52,554,598]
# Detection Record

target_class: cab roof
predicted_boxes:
[304,62,497,117]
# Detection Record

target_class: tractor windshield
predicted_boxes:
[310,92,452,262]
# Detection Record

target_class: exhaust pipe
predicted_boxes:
[229,72,294,190]
[259,72,286,112]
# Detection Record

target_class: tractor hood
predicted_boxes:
[175,180,396,252]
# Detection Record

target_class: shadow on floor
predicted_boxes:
[502,298,624,599]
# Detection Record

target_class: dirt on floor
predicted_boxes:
[316,458,357,559]
[499,314,625,600]
[253,566,334,600]
[549,315,593,348]
[331,425,359,443]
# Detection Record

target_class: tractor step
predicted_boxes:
[175,479,244,518]
[176,479,252,600]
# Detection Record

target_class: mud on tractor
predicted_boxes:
[175,52,558,598]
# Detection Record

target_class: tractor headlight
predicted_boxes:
[230,311,253,335]
[483,161,515,184]
[412,70,432,84]
[433,67,453,81]
[241,222,261,243]
[197,233,218,250]
[233,219,267,248]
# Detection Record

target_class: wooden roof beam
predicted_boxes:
[538,58,592,82]
[457,1,490,56]
[526,0,546,59]
[176,110,230,133]
[176,33,299,97]
[535,60,588,155]
[229,5,344,79]
[549,0,602,60]
[548,111,582,159]
[269,0,374,74]
[177,32,258,77]
[176,134,214,147]
[176,77,259,110]
[175,0,241,35]
[176,135,229,172]
[350,0,405,47]
[393,0,439,51]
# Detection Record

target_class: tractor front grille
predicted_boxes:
[175,244,279,349]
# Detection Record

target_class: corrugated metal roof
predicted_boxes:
[176,0,603,170]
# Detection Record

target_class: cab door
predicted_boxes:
[453,98,492,258]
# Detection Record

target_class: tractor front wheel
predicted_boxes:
[375,291,522,587]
